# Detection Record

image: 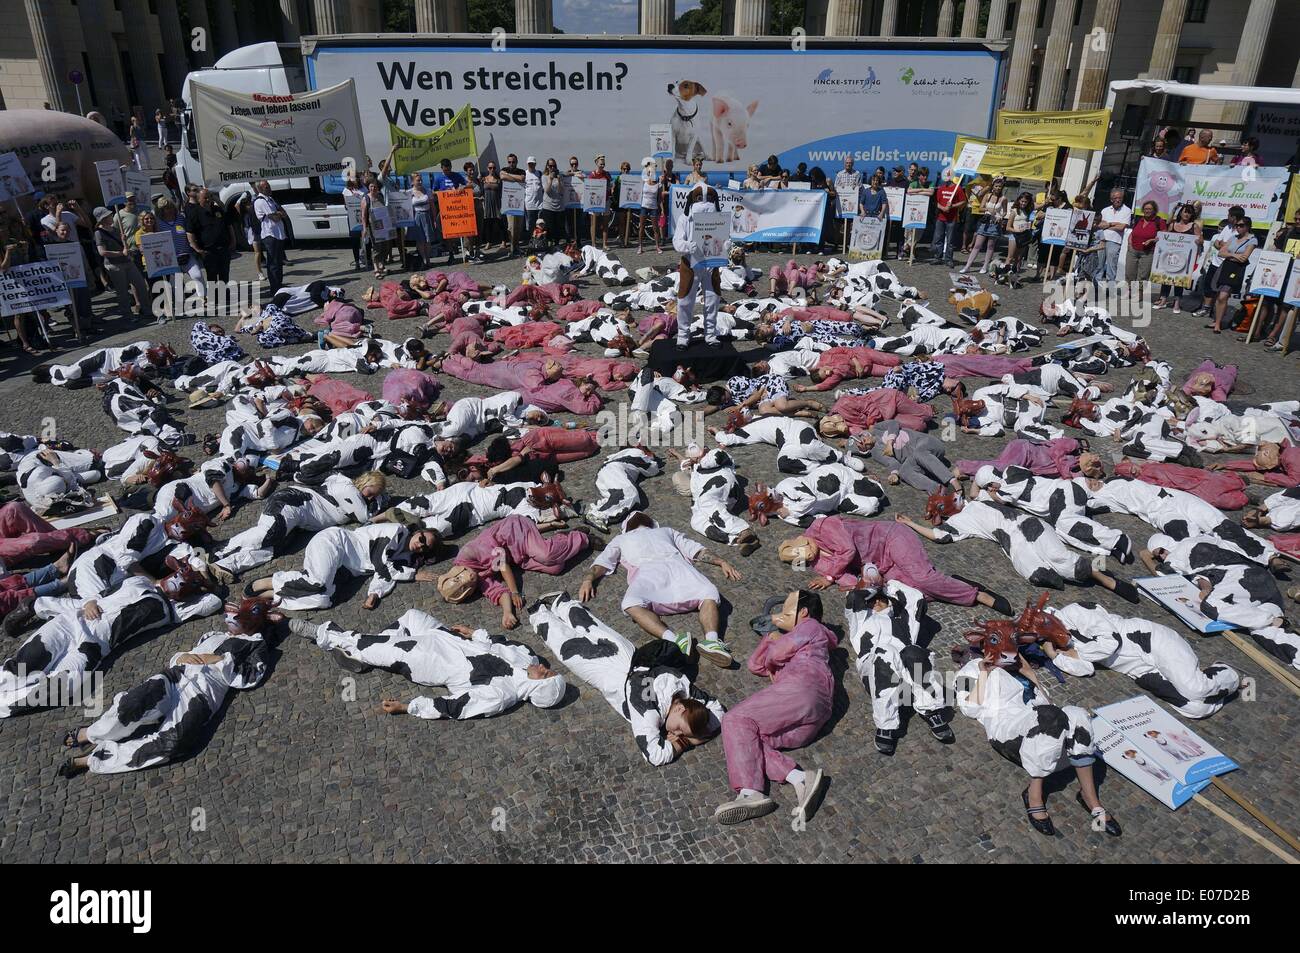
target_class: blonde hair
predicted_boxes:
[353,471,387,495]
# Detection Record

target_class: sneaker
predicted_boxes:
[875,728,899,755]
[2,597,37,639]
[924,711,955,743]
[288,618,318,640]
[790,768,826,820]
[317,330,327,349]
[329,647,372,674]
[673,632,693,656]
[714,792,778,825]
[696,637,732,667]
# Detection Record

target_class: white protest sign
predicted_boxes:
[501,180,526,216]
[1148,231,1200,289]
[388,191,416,228]
[690,209,727,268]
[562,173,583,209]
[902,193,929,230]
[95,160,125,207]
[1066,208,1096,249]
[884,186,905,222]
[139,230,180,277]
[848,216,885,261]
[189,79,366,185]
[344,192,363,232]
[1248,249,1292,299]
[44,242,88,289]
[1135,575,1244,634]
[1093,695,1237,810]
[834,170,862,199]
[1284,258,1300,307]
[123,170,152,205]
[650,124,673,160]
[837,190,858,219]
[618,176,642,210]
[0,261,71,315]
[581,178,607,213]
[952,140,987,177]
[369,203,393,240]
[0,151,35,202]
[1040,207,1072,247]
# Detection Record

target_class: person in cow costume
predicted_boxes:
[711,410,863,476]
[581,446,662,531]
[956,608,1121,837]
[528,592,725,766]
[292,609,566,721]
[844,581,954,755]
[56,596,279,777]
[668,445,762,554]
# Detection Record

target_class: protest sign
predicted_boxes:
[388,191,416,229]
[650,124,673,160]
[690,209,728,267]
[0,261,70,316]
[0,151,34,202]
[1149,231,1201,289]
[437,189,478,239]
[95,160,125,207]
[1135,575,1244,634]
[44,242,88,289]
[139,230,180,277]
[902,193,929,230]
[581,178,608,213]
[1040,207,1072,247]
[884,186,905,222]
[1248,250,1292,299]
[995,108,1111,150]
[848,217,885,261]
[501,180,526,216]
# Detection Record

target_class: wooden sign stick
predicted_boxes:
[1210,776,1300,855]
[1193,794,1298,864]
[1221,630,1300,696]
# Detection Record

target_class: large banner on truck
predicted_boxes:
[190,79,366,185]
[308,40,1001,176]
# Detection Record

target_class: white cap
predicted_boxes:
[526,156,537,165]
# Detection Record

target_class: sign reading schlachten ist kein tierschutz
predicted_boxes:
[189,79,366,185]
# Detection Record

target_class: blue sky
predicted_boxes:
[553,0,702,34]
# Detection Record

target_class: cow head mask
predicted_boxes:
[962,619,1036,668]
[925,488,962,525]
[1014,592,1073,649]
[1063,397,1099,429]
[746,484,782,526]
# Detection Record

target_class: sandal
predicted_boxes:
[56,757,87,780]
[1022,787,1055,836]
[61,728,85,749]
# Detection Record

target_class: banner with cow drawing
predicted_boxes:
[189,79,366,187]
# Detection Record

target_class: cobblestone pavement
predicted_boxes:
[1,229,1296,864]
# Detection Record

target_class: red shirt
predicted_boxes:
[1129,216,1164,251]
[935,182,966,223]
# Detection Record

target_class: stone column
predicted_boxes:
[24,0,70,112]
[313,0,349,34]
[984,0,1007,40]
[640,0,676,34]
[879,0,898,37]
[1221,0,1277,128]
[121,0,168,110]
[1002,0,1041,110]
[960,0,981,37]
[825,0,864,34]
[349,0,384,32]
[184,0,215,68]
[78,0,129,115]
[1076,0,1121,110]
[1146,0,1188,81]
[515,0,554,33]
[416,0,470,31]
[234,0,257,45]
[937,0,956,37]
[156,2,191,97]
[211,0,241,52]
[278,0,301,41]
[1036,0,1075,110]
[732,0,770,34]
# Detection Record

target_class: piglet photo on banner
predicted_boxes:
[139,230,180,278]
[369,203,394,241]
[581,178,607,213]
[1248,250,1292,298]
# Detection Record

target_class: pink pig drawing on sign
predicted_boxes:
[711,95,758,163]
[1143,168,1180,216]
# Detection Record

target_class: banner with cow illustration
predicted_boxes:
[189,79,366,186]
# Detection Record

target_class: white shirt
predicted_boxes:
[254,193,286,241]
[1099,204,1131,245]
[1205,223,1235,268]
[524,169,543,210]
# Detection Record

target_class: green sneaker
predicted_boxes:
[696,637,733,668]
[674,632,693,655]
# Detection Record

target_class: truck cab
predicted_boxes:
[179,41,350,240]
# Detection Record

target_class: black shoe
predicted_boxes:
[923,711,955,743]
[989,593,1013,616]
[875,728,898,756]
[1112,578,1140,604]
[2,597,37,638]
[1077,792,1122,836]
[56,757,87,780]
[1022,787,1055,836]
[329,647,373,674]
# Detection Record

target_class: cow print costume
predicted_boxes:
[42,341,155,388]
[930,500,1095,589]
[1048,601,1239,718]
[586,447,662,528]
[270,523,421,610]
[685,448,750,543]
[774,462,884,525]
[306,608,565,719]
[16,448,101,515]
[81,629,269,773]
[398,480,549,538]
[65,512,202,599]
[714,415,862,476]
[1091,479,1274,564]
[574,245,634,285]
[529,593,724,765]
[100,377,186,446]
[964,382,1060,440]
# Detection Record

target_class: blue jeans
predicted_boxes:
[932,219,959,263]
[1101,241,1121,282]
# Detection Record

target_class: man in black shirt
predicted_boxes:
[186,188,236,283]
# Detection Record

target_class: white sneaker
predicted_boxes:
[288,618,318,640]
[790,768,826,820]
[714,792,778,825]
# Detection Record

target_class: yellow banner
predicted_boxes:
[390,104,478,175]
[952,136,1059,181]
[1285,173,1300,223]
[995,108,1112,150]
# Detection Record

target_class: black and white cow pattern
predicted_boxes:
[271,524,419,610]
[1049,601,1239,718]
[100,378,185,445]
[1260,487,1300,531]
[714,415,862,476]
[845,582,946,731]
[686,448,749,543]
[575,245,635,285]
[15,448,101,514]
[215,476,373,574]
[66,512,197,599]
[932,500,1094,589]
[83,630,269,773]
[587,447,662,527]
[44,342,152,388]
[965,382,1060,439]
[774,462,884,525]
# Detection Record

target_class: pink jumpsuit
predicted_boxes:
[722,618,837,792]
[805,515,979,605]
[0,501,95,567]
[555,355,638,390]
[426,270,481,297]
[307,377,371,415]
[800,346,901,390]
[381,369,442,409]
[315,300,366,337]
[956,436,1084,479]
[1181,360,1237,402]
[933,353,1035,379]
[831,390,934,434]
[776,305,857,323]
[1113,459,1249,510]
[440,355,602,414]
[492,322,563,350]
[557,299,605,321]
[372,282,427,319]
[447,314,501,356]
[511,427,600,462]
[452,515,588,604]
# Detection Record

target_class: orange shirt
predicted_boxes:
[1179,143,1219,165]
